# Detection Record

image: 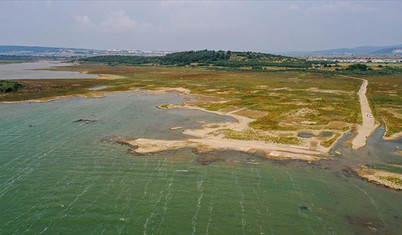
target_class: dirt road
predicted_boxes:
[352,79,376,149]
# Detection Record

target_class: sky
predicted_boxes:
[0,0,401,52]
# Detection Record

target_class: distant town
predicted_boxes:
[0,46,172,57]
[306,57,402,63]
[1,45,401,64]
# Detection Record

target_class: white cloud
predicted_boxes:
[100,10,136,32]
[158,0,186,8]
[74,15,93,26]
[307,2,374,15]
[46,0,53,8]
[288,4,299,12]
[74,10,149,33]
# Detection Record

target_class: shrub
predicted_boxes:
[347,63,368,71]
[0,80,22,93]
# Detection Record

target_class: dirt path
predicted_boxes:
[352,79,376,149]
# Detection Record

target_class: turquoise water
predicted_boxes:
[0,92,401,234]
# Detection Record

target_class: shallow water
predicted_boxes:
[0,61,98,79]
[88,86,108,91]
[0,92,401,234]
[297,132,315,138]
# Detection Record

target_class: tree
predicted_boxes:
[347,63,368,71]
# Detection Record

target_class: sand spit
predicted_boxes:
[357,167,402,190]
[351,79,377,149]
[128,138,322,161]
[123,103,327,161]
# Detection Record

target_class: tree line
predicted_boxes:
[79,50,312,68]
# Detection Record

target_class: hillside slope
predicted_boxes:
[80,50,312,68]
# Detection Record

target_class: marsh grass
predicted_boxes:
[378,176,402,185]
[158,104,170,109]
[320,133,341,147]
[366,75,402,136]
[379,110,402,137]
[2,64,376,137]
[214,129,300,144]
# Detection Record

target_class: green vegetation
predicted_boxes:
[366,74,402,137]
[4,52,401,143]
[0,55,36,64]
[80,55,159,66]
[0,79,114,101]
[16,64,361,137]
[0,80,22,93]
[347,63,368,71]
[320,133,340,147]
[377,110,402,137]
[159,104,170,109]
[79,51,402,75]
[378,176,402,185]
[213,129,300,145]
[79,50,312,69]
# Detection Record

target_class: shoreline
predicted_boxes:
[357,166,402,190]
[126,100,329,161]
[2,84,400,162]
[382,131,402,141]
[0,87,142,104]
[0,86,191,104]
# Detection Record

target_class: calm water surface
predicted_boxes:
[0,92,401,234]
[0,61,98,79]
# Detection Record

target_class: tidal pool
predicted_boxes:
[297,132,315,138]
[0,92,401,234]
[88,86,108,91]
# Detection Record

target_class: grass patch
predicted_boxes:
[320,133,340,147]
[366,74,402,137]
[214,129,300,144]
[379,110,402,137]
[198,103,229,111]
[158,104,170,109]
[378,176,402,185]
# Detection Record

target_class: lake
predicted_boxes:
[0,92,401,234]
[0,61,98,79]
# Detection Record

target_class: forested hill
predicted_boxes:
[79,50,312,68]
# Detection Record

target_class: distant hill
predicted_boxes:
[79,50,312,69]
[0,45,92,56]
[373,47,402,55]
[0,45,62,53]
[0,45,170,57]
[285,44,402,55]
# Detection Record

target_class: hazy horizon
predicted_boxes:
[1,1,401,52]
